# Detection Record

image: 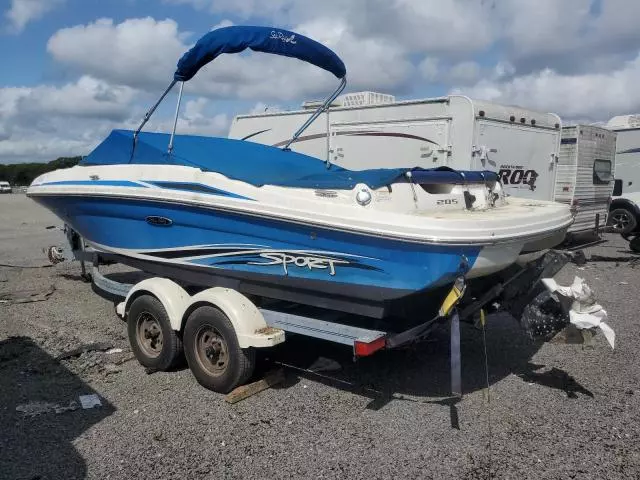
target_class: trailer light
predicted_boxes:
[531,119,536,126]
[479,110,485,117]
[520,117,526,124]
[510,115,515,122]
[354,336,386,357]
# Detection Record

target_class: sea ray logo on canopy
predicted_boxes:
[249,252,349,276]
[270,31,297,44]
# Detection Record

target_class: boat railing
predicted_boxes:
[282,76,347,156]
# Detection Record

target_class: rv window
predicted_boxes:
[613,179,622,196]
[593,159,612,184]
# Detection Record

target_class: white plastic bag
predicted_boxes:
[542,276,615,349]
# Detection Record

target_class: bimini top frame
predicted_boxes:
[131,25,347,160]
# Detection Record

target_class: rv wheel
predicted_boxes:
[128,294,183,371]
[608,207,637,234]
[183,306,255,393]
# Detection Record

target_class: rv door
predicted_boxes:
[474,121,559,201]
[328,120,451,170]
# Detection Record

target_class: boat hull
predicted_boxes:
[27,158,573,319]
[31,194,497,317]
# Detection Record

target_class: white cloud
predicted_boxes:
[0,77,137,163]
[493,61,516,80]
[490,0,640,75]
[0,137,95,162]
[211,19,233,30]
[419,57,440,82]
[4,0,65,33]
[363,0,494,54]
[155,2,498,97]
[169,97,229,136]
[47,17,186,90]
[594,0,640,44]
[168,0,496,55]
[250,102,282,114]
[186,52,337,102]
[0,79,229,163]
[419,59,480,85]
[295,17,415,93]
[0,87,30,119]
[117,96,229,137]
[166,0,638,78]
[46,17,364,102]
[47,17,333,101]
[458,53,640,121]
[494,0,591,58]
[165,0,294,19]
[161,0,640,82]
[448,61,481,84]
[0,76,135,127]
[16,76,136,121]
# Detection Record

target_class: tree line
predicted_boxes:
[0,157,82,186]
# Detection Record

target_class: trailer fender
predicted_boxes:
[117,278,190,330]
[187,288,285,348]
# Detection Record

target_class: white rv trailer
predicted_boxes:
[556,125,615,234]
[606,115,640,196]
[229,94,563,202]
[602,115,640,233]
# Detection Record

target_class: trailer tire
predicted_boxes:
[128,294,183,371]
[608,207,637,234]
[183,306,255,393]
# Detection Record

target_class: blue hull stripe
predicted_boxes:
[40,179,252,200]
[41,180,145,188]
[32,195,481,293]
[142,181,252,200]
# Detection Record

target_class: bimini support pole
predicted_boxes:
[168,81,185,156]
[283,76,346,153]
[130,79,177,162]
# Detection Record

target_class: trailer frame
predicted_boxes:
[46,226,573,394]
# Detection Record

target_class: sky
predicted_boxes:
[2,0,640,164]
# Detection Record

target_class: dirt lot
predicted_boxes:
[1,193,639,480]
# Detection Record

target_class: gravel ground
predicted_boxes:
[1,194,639,480]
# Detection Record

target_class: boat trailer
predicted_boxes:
[45,226,609,395]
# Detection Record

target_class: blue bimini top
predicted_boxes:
[175,26,346,81]
[80,129,498,190]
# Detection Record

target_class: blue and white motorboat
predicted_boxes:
[27,26,573,321]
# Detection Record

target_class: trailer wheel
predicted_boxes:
[128,294,183,371]
[183,306,255,393]
[608,207,637,234]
